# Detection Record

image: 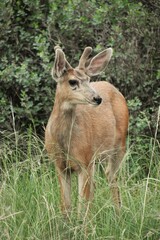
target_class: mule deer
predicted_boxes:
[45,46,129,217]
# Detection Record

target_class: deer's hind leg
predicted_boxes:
[105,145,126,213]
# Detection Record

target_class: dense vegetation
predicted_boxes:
[0,1,160,239]
[0,0,159,136]
[0,131,160,239]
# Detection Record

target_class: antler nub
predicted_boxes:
[78,47,92,69]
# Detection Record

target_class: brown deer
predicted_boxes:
[45,46,129,217]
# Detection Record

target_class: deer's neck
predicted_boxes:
[52,91,76,152]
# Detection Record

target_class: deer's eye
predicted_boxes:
[68,80,79,89]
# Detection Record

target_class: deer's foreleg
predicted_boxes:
[57,168,71,218]
[78,164,95,218]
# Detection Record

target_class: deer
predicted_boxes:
[45,46,129,218]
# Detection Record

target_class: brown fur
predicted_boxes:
[45,46,129,216]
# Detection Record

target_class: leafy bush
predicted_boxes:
[0,0,159,137]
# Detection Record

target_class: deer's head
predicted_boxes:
[51,46,113,108]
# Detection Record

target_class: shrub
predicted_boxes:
[0,0,159,137]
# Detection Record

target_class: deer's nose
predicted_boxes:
[93,96,102,105]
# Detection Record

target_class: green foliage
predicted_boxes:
[0,132,160,239]
[0,0,159,136]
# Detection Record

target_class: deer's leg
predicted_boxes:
[105,146,125,213]
[57,168,71,218]
[78,164,95,217]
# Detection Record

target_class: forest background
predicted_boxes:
[0,0,159,136]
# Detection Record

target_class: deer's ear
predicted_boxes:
[86,48,113,76]
[52,49,66,81]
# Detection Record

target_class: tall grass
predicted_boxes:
[0,122,160,239]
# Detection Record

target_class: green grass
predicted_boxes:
[0,130,160,240]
